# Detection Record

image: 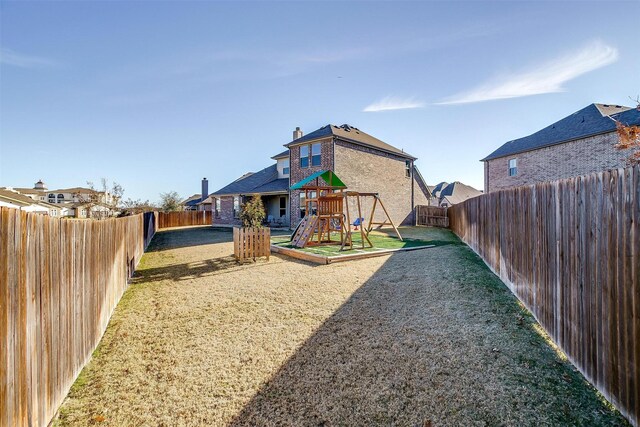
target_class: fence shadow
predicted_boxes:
[229,245,625,426]
[146,226,232,252]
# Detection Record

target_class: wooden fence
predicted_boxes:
[415,205,449,227]
[233,227,271,262]
[0,208,150,427]
[448,166,639,426]
[158,211,212,229]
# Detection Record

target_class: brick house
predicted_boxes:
[482,103,640,192]
[210,124,431,228]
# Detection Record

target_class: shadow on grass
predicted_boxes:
[146,226,233,252]
[228,242,627,426]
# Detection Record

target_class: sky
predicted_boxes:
[1,1,639,203]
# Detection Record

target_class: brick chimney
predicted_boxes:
[201,178,208,201]
[293,127,303,140]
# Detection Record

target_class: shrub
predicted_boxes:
[240,195,265,227]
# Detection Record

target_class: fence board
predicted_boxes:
[415,205,449,227]
[233,227,270,262]
[157,211,212,229]
[0,208,159,427]
[448,165,640,426]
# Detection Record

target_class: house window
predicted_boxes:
[279,196,286,218]
[405,160,412,178]
[233,196,240,218]
[215,198,221,218]
[299,143,322,168]
[311,143,321,166]
[508,158,518,176]
[300,145,309,168]
[299,192,306,218]
[282,158,290,175]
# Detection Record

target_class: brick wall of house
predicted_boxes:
[288,138,334,227]
[484,132,632,192]
[334,140,425,226]
[213,196,242,226]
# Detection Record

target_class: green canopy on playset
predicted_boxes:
[289,170,347,190]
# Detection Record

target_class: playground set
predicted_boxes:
[289,170,402,251]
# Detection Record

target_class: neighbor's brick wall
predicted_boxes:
[485,132,632,192]
[289,138,334,227]
[334,140,424,226]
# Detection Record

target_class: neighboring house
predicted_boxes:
[433,182,482,207]
[182,178,210,211]
[428,182,449,205]
[482,103,640,192]
[4,180,121,217]
[0,189,52,214]
[181,194,202,211]
[209,124,431,228]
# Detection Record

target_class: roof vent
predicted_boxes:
[603,104,610,107]
[342,124,351,131]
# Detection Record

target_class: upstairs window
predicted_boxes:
[311,143,321,166]
[300,145,309,168]
[508,158,518,176]
[405,160,412,178]
[299,143,322,168]
[282,158,290,175]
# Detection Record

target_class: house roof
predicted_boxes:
[181,194,202,206]
[211,164,281,196]
[285,124,416,159]
[430,182,449,198]
[251,179,289,194]
[482,103,640,161]
[271,150,289,160]
[440,182,482,205]
[0,190,35,206]
[412,165,432,199]
[52,187,99,194]
[290,170,347,190]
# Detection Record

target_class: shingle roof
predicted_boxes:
[430,182,449,198]
[440,182,482,205]
[211,164,281,196]
[285,124,416,159]
[482,104,640,161]
[271,150,289,159]
[181,194,202,206]
[251,179,289,193]
[0,189,35,206]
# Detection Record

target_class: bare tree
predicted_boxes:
[159,191,182,212]
[75,178,125,219]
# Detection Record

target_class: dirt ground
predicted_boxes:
[55,226,627,426]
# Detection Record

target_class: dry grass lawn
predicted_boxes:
[54,226,628,426]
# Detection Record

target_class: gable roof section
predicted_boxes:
[182,194,202,206]
[285,124,416,159]
[0,189,35,206]
[482,104,640,161]
[211,164,280,196]
[271,150,289,160]
[440,182,482,205]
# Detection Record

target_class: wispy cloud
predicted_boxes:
[437,40,619,105]
[363,96,425,112]
[0,48,59,69]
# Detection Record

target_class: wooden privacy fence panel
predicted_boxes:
[0,208,148,427]
[448,166,639,426]
[415,205,449,227]
[233,227,270,262]
[157,211,212,229]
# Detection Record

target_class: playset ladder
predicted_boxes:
[292,215,318,248]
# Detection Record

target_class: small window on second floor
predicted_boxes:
[405,160,412,178]
[300,145,309,168]
[282,158,290,175]
[508,158,518,176]
[311,143,321,166]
